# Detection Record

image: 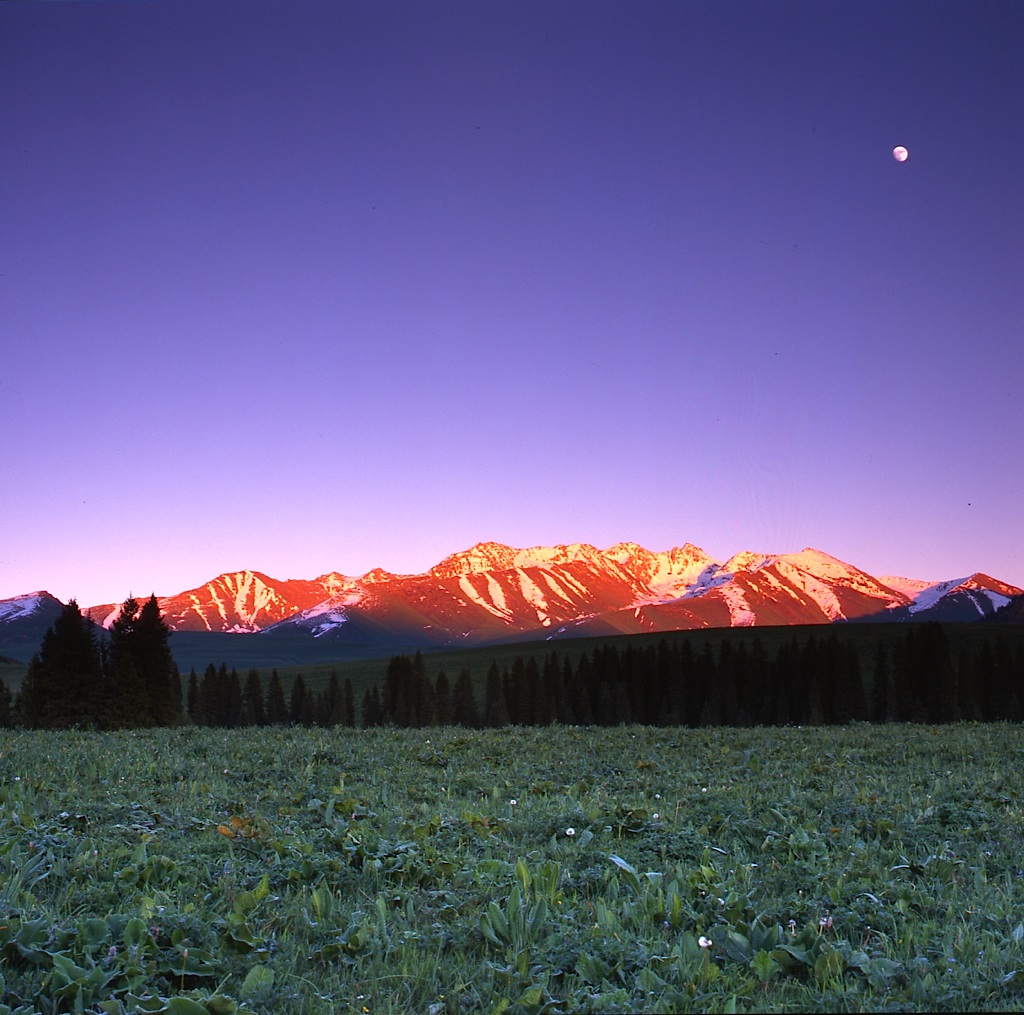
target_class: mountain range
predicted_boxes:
[1,541,1021,664]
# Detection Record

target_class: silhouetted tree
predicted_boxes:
[17,601,103,728]
[290,673,308,725]
[452,668,480,727]
[484,661,508,727]
[242,668,265,726]
[265,669,288,725]
[434,670,451,725]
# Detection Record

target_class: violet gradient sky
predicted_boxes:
[2,0,1022,606]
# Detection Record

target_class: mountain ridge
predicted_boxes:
[1,541,1020,662]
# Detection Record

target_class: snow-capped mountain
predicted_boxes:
[878,573,1021,621]
[2,543,1020,661]
[87,570,355,633]
[254,542,1022,644]
[0,591,98,662]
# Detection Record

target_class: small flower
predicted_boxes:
[565,827,576,837]
[653,813,660,820]
[701,787,707,793]
[698,935,713,949]
[655,793,662,799]
[509,799,518,806]
[788,919,797,937]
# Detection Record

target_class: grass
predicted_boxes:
[2,722,1024,1012]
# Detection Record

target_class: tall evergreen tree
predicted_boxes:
[106,595,179,726]
[361,684,383,727]
[242,669,265,726]
[434,670,451,725]
[107,598,151,727]
[321,672,342,726]
[17,601,103,728]
[484,661,509,727]
[0,677,15,728]
[289,673,308,725]
[265,669,288,725]
[342,677,356,726]
[135,595,180,725]
[186,668,199,722]
[452,668,480,727]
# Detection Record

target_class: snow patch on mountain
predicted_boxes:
[901,575,1015,616]
[724,551,774,574]
[879,575,936,600]
[720,584,756,625]
[517,570,552,625]
[904,578,967,614]
[459,575,512,621]
[683,563,733,599]
[773,560,844,619]
[485,574,511,617]
[0,593,49,623]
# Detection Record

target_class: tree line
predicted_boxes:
[7,597,180,729]
[183,664,357,728]
[2,601,1021,730]
[359,625,1024,729]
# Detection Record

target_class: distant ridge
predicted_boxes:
[1,541,1019,663]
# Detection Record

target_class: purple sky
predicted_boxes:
[2,0,1022,606]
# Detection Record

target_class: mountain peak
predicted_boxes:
[431,542,519,578]
[3,540,1019,656]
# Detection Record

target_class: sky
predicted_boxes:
[2,0,1022,607]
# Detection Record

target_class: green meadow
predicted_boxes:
[3,722,1024,1013]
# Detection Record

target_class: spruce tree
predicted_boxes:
[17,601,103,728]
[289,674,308,725]
[434,670,451,725]
[452,669,480,728]
[342,677,356,726]
[242,669,266,726]
[265,669,288,725]
[322,672,342,726]
[107,598,151,727]
[361,684,383,727]
[484,661,509,727]
[135,596,180,725]
[0,678,13,728]
[107,595,179,726]
[186,668,199,722]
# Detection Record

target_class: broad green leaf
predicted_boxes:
[241,963,274,999]
[515,859,531,894]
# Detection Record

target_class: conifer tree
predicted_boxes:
[322,672,342,726]
[361,684,383,727]
[0,678,12,727]
[265,669,288,725]
[242,669,265,726]
[342,677,356,726]
[186,668,199,722]
[135,595,180,725]
[107,598,151,727]
[452,668,480,728]
[107,595,179,726]
[225,667,243,727]
[289,673,308,725]
[484,661,509,727]
[434,670,451,725]
[17,601,103,728]
[193,664,217,725]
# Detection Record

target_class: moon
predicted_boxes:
[892,145,909,162]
